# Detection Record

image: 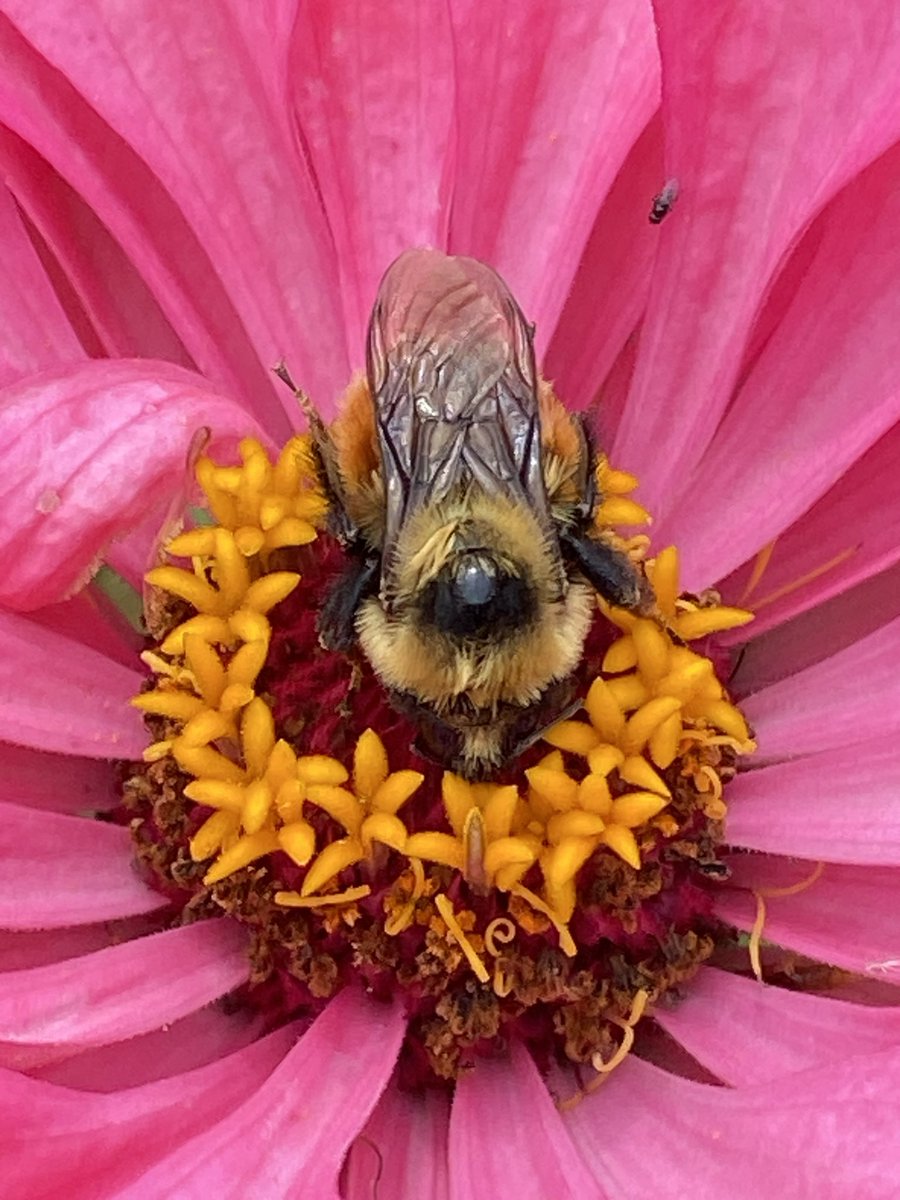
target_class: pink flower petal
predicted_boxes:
[0,181,83,385]
[545,114,663,414]
[129,988,405,1199]
[450,1041,602,1199]
[715,857,900,983]
[0,359,263,611]
[447,0,659,349]
[566,1048,900,1197]
[726,739,900,865]
[0,1026,296,1200]
[724,418,900,641]
[742,614,900,761]
[1,127,195,371]
[25,591,143,670]
[659,142,900,587]
[33,1005,264,1093]
[729,559,900,698]
[614,0,900,518]
[0,3,348,422]
[0,609,145,759]
[291,1,455,361]
[343,1081,450,1200]
[0,918,159,972]
[0,742,115,814]
[0,919,248,1068]
[0,802,166,929]
[655,966,900,1086]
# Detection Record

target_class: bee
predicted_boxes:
[292,249,650,777]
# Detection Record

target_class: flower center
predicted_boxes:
[125,434,755,1088]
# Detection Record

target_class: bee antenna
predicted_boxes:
[272,359,327,438]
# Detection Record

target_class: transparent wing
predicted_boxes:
[366,249,565,594]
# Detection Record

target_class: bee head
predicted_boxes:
[421,550,536,640]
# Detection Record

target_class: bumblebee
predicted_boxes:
[300,249,650,776]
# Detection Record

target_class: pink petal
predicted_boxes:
[0,917,159,971]
[659,141,900,587]
[0,742,115,814]
[0,359,264,611]
[0,181,83,386]
[545,114,663,414]
[129,988,405,1199]
[614,0,900,518]
[343,1082,450,1200]
[655,966,900,1086]
[33,1005,264,1093]
[742,614,900,761]
[715,857,900,983]
[447,0,659,349]
[726,739,900,864]
[0,608,145,759]
[0,3,348,423]
[290,1,455,361]
[566,1048,900,1197]
[0,918,249,1068]
[0,126,195,371]
[450,1042,602,1200]
[0,802,166,929]
[0,1025,296,1200]
[729,562,900,697]
[724,418,900,641]
[25,590,143,671]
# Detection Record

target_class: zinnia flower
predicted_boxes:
[2,2,900,1197]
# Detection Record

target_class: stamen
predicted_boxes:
[484,917,516,957]
[434,893,490,984]
[275,885,372,908]
[739,539,777,603]
[753,547,856,610]
[510,885,576,957]
[748,862,826,981]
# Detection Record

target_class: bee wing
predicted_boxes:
[366,249,566,596]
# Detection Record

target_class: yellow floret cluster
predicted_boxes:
[135,437,754,961]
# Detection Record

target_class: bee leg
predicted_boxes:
[317,553,380,651]
[559,529,654,614]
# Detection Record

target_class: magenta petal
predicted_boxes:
[291,1,455,361]
[0,802,165,929]
[726,739,900,864]
[615,0,900,517]
[0,919,248,1068]
[655,966,900,1086]
[448,0,659,348]
[715,857,900,983]
[0,182,83,386]
[0,743,115,814]
[0,1026,296,1199]
[660,142,900,587]
[546,115,663,414]
[0,126,195,371]
[742,615,900,761]
[0,359,263,611]
[33,1006,264,1093]
[0,3,348,421]
[566,1048,900,1197]
[128,989,405,1199]
[450,1042,602,1200]
[344,1082,450,1200]
[724,419,900,641]
[0,609,145,759]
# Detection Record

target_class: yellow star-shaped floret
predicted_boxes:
[296,730,424,896]
[405,774,538,892]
